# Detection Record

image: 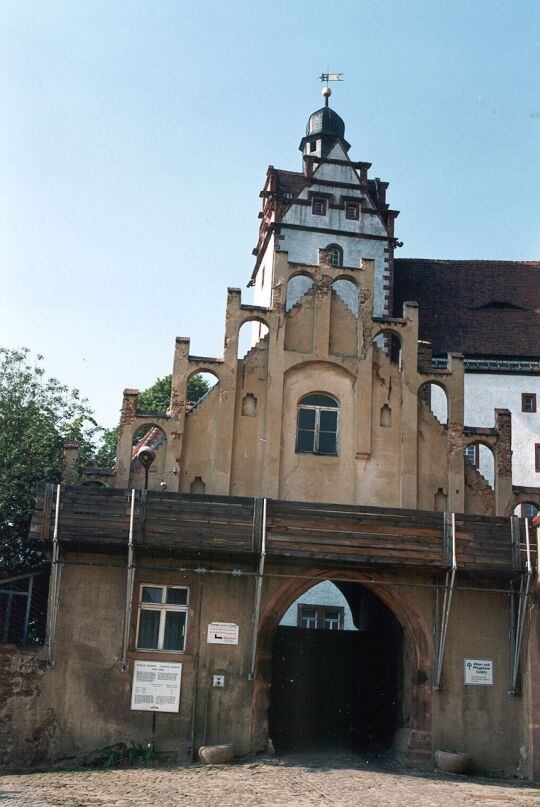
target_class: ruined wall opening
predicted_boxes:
[464,441,495,489]
[330,279,359,355]
[286,273,316,312]
[285,274,315,353]
[418,381,448,426]
[373,330,402,370]
[513,501,539,519]
[268,580,403,755]
[186,370,219,408]
[130,423,167,489]
[238,319,269,360]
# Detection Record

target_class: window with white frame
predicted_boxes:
[136,585,189,652]
[296,393,339,455]
[298,604,344,630]
[464,444,479,468]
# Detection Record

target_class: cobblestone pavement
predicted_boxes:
[0,754,538,807]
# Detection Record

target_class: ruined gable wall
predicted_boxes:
[230,338,269,497]
[180,384,220,494]
[416,404,450,511]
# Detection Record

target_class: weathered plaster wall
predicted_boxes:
[181,384,220,494]
[106,251,513,517]
[432,587,523,776]
[1,556,532,777]
[417,404,450,512]
[279,362,357,503]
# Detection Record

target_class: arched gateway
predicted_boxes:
[251,570,433,765]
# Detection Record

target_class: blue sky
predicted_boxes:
[1,0,539,427]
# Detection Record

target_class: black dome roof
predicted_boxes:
[306,106,345,140]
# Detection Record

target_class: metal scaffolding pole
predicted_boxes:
[433,512,457,691]
[120,490,137,672]
[46,484,63,669]
[509,517,533,696]
[248,498,267,681]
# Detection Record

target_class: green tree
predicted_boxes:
[0,348,99,575]
[94,426,119,469]
[137,374,171,412]
[93,374,211,470]
[137,373,210,411]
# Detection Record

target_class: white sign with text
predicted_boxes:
[207,622,239,645]
[130,660,182,712]
[464,658,494,686]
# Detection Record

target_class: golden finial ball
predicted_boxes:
[322,87,332,98]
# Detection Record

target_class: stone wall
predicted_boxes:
[0,647,57,770]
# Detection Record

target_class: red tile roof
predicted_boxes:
[393,260,540,358]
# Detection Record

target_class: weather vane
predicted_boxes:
[317,72,343,104]
[317,72,344,86]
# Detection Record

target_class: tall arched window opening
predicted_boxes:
[296,394,339,455]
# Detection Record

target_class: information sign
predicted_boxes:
[130,661,182,712]
[207,622,239,645]
[464,658,494,686]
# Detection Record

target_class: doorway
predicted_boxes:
[268,582,403,753]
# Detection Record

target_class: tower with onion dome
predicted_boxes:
[249,87,400,318]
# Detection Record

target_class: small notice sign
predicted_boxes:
[130,661,182,712]
[464,658,494,686]
[207,622,239,645]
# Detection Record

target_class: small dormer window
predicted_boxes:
[309,141,317,153]
[345,202,359,220]
[312,197,327,216]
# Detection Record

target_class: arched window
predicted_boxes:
[325,244,343,268]
[296,393,339,455]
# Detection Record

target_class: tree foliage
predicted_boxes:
[0,350,215,575]
[137,375,171,413]
[0,348,99,575]
[137,373,210,412]
[93,374,211,470]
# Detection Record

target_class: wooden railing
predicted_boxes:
[30,485,537,574]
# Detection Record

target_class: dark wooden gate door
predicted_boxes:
[269,626,399,752]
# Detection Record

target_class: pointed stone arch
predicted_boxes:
[251,568,433,765]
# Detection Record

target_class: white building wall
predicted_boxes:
[279,581,357,631]
[429,372,540,486]
[278,230,388,317]
[463,373,540,487]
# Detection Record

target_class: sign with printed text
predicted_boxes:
[464,658,494,686]
[207,622,239,645]
[130,661,182,712]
